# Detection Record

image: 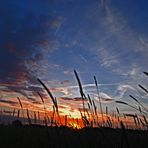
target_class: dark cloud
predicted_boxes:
[27,97,42,105]
[49,88,64,92]
[0,82,49,100]
[1,1,102,102]
[32,101,42,105]
[101,98,114,102]
[0,99,17,106]
[3,110,14,114]
[60,80,70,85]
[58,105,67,109]
[60,97,85,102]
[27,97,37,102]
[0,0,58,93]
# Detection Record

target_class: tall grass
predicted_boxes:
[129,95,148,113]
[115,101,148,116]
[17,97,24,119]
[38,92,47,125]
[94,76,104,126]
[74,70,86,116]
[1,70,147,131]
[37,78,61,125]
[138,84,148,93]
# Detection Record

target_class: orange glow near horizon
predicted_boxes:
[0,96,146,130]
[0,103,143,130]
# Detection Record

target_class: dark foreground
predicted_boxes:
[0,125,148,148]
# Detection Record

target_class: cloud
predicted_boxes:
[0,0,59,87]
[78,54,88,63]
[60,97,84,102]
[43,82,121,100]
[138,35,148,48]
[54,83,114,104]
[67,0,148,75]
[63,70,73,75]
[115,84,136,100]
[88,92,114,104]
[0,1,65,104]
[60,80,70,85]
[0,99,17,106]
[101,1,148,68]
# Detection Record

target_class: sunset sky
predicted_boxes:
[0,0,148,122]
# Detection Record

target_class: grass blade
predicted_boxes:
[94,76,104,125]
[138,84,148,93]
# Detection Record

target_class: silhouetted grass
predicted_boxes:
[0,70,148,147]
[0,124,148,148]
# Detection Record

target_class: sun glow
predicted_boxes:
[72,122,81,129]
[59,105,81,119]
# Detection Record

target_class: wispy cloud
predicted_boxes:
[69,0,148,75]
[78,54,88,63]
[116,84,136,100]
[138,35,148,48]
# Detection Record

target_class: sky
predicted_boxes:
[0,0,148,122]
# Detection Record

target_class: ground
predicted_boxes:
[0,125,148,148]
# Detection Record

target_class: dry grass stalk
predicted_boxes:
[17,97,23,108]
[92,100,99,126]
[51,105,55,126]
[115,101,148,116]
[37,78,61,125]
[138,84,148,93]
[144,71,148,76]
[116,107,120,115]
[64,115,67,126]
[106,106,108,115]
[74,70,86,117]
[135,114,141,128]
[143,115,148,125]
[88,94,92,106]
[74,70,84,97]
[26,109,31,125]
[38,111,40,124]
[94,76,104,125]
[116,107,120,122]
[139,118,146,128]
[38,92,44,104]
[37,79,57,108]
[108,116,112,127]
[82,116,89,127]
[139,106,142,113]
[17,97,24,120]
[88,94,95,126]
[12,109,15,117]
[17,110,20,119]
[133,116,138,128]
[38,92,47,123]
[124,114,136,118]
[34,111,37,124]
[130,95,148,112]
[124,114,138,128]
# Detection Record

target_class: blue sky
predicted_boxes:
[0,0,148,117]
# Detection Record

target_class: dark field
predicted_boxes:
[0,125,148,148]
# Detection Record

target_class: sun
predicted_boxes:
[72,122,81,129]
